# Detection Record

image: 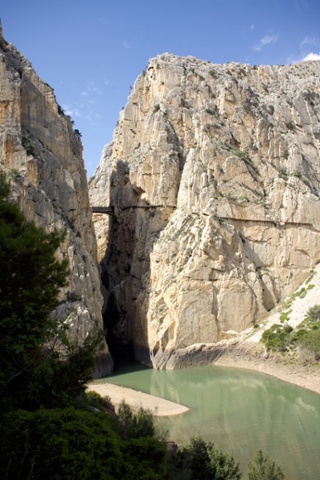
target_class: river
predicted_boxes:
[102,363,320,480]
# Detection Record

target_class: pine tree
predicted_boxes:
[0,174,102,411]
[247,450,285,480]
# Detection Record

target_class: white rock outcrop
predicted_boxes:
[90,53,320,368]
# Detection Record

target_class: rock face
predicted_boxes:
[0,27,112,375]
[90,53,320,369]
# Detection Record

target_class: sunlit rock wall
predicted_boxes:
[0,28,112,375]
[90,53,320,368]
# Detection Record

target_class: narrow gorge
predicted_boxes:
[2,21,320,373]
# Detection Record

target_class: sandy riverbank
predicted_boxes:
[87,382,190,416]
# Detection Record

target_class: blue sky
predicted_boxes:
[1,0,320,176]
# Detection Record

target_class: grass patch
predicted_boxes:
[280,310,292,323]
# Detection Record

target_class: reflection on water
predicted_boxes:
[100,364,320,480]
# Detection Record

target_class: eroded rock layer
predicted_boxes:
[90,53,320,368]
[0,29,112,375]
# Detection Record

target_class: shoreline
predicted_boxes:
[213,343,320,395]
[87,382,190,417]
[88,343,319,414]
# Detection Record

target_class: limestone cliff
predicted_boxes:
[90,53,320,369]
[0,27,112,375]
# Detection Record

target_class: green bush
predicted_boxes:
[261,301,320,362]
[123,436,167,480]
[168,437,241,480]
[247,450,284,480]
[84,391,114,412]
[289,328,308,345]
[0,408,122,480]
[22,132,35,155]
[306,305,320,322]
[112,400,155,439]
[285,121,295,131]
[268,105,275,115]
[299,329,320,361]
[261,324,293,352]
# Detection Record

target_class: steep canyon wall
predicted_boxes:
[0,28,112,375]
[90,53,320,369]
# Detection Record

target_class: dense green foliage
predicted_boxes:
[261,324,293,352]
[261,304,320,362]
[112,400,156,439]
[167,437,241,480]
[0,407,167,480]
[247,450,285,480]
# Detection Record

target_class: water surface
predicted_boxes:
[99,363,320,480]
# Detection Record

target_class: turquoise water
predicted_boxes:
[97,364,320,480]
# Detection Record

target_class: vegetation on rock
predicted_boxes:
[261,305,320,362]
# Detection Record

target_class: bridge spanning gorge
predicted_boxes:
[91,205,176,215]
[91,206,115,215]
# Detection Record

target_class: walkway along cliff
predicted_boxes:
[89,53,320,369]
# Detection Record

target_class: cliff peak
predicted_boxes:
[0,29,112,375]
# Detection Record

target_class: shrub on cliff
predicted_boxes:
[299,328,320,361]
[261,303,320,362]
[261,324,293,352]
[306,304,320,322]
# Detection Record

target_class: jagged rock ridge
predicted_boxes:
[0,26,112,375]
[90,53,320,369]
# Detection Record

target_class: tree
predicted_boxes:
[112,400,155,439]
[168,437,241,480]
[0,173,103,411]
[247,450,285,480]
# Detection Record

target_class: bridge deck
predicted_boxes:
[91,206,114,214]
